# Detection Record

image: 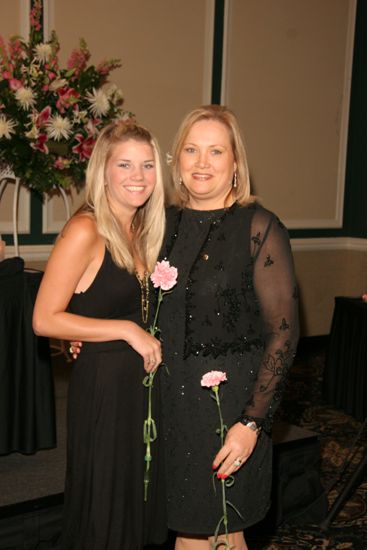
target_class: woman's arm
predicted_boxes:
[213,208,299,476]
[241,209,299,430]
[33,215,161,370]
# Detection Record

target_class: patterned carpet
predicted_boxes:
[245,337,367,550]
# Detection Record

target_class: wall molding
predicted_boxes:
[42,191,71,234]
[221,0,357,231]
[202,0,215,104]
[20,0,30,37]
[334,0,357,229]
[43,0,54,40]
[291,236,367,252]
[286,217,347,230]
[4,236,366,263]
[5,244,53,262]
[0,180,31,235]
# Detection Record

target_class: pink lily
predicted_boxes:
[72,133,95,160]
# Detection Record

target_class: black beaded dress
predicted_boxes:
[158,202,299,534]
[60,248,167,550]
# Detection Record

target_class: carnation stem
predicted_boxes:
[149,288,163,336]
[212,386,230,548]
[143,370,157,501]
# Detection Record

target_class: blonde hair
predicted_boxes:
[170,104,254,207]
[83,119,165,273]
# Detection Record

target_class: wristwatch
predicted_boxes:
[239,419,262,435]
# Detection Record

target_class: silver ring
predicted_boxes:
[233,458,242,467]
[69,346,74,354]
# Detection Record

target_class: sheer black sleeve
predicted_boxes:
[241,207,299,433]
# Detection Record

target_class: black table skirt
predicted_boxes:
[323,296,367,422]
[0,257,56,455]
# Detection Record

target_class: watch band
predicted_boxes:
[237,416,262,435]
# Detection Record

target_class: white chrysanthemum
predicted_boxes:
[15,87,36,110]
[34,43,53,63]
[86,88,110,117]
[46,115,72,141]
[0,115,17,139]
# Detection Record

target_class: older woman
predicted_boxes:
[158,105,299,549]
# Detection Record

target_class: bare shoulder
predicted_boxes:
[58,213,100,249]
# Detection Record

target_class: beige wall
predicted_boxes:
[1,0,365,337]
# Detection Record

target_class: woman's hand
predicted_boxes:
[69,341,82,360]
[69,323,162,374]
[125,323,162,373]
[212,422,259,478]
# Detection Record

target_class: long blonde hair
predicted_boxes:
[170,104,254,207]
[84,120,165,273]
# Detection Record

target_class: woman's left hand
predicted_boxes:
[212,422,259,478]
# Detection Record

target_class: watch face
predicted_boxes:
[246,422,257,431]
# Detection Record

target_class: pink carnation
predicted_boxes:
[201,371,227,388]
[150,260,178,291]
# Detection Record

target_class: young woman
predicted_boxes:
[33,120,167,550]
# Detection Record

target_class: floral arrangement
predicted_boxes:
[143,260,178,501]
[0,0,132,195]
[201,370,243,549]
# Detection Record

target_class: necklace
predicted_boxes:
[136,271,150,324]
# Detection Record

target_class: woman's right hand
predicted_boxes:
[69,323,162,373]
[125,322,162,373]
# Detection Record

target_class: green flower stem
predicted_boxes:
[149,288,163,336]
[143,286,174,501]
[143,370,157,502]
[212,386,231,549]
[212,386,225,445]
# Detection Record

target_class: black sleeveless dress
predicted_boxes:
[60,248,167,550]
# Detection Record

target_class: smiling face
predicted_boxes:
[105,138,156,219]
[179,119,237,210]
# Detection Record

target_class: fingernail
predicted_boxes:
[216,472,221,479]
[222,474,228,479]
[212,464,218,470]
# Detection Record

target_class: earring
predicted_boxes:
[179,177,183,185]
[233,172,238,188]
